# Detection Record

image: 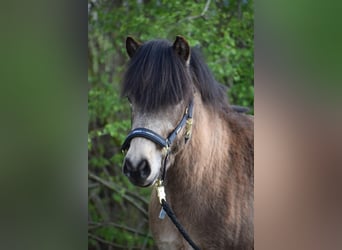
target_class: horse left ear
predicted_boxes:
[173,35,190,64]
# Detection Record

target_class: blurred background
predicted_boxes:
[88,0,254,249]
[1,0,341,250]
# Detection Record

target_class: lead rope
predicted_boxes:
[160,199,200,250]
[155,142,201,250]
[156,182,201,250]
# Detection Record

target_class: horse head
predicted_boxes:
[121,36,193,187]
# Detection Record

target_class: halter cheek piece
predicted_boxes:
[121,99,194,155]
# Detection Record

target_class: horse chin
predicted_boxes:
[139,181,154,187]
[132,174,158,188]
[142,175,158,187]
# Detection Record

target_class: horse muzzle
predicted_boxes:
[122,157,156,187]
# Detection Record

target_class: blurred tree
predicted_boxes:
[88,0,253,249]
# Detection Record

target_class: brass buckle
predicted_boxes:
[155,179,166,204]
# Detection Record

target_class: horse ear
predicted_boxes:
[173,35,190,64]
[126,36,141,58]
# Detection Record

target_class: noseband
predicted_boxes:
[121,100,194,156]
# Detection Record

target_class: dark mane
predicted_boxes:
[190,48,230,111]
[122,39,229,112]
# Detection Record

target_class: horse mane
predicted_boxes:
[122,39,230,112]
[189,48,230,111]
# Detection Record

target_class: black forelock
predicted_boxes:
[189,48,229,110]
[121,39,229,112]
[122,39,193,112]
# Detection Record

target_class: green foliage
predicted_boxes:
[88,0,253,248]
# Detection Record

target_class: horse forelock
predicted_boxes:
[122,39,193,112]
[121,39,231,113]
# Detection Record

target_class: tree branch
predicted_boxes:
[88,233,142,249]
[88,221,153,238]
[186,0,211,21]
[201,0,211,16]
[88,172,149,218]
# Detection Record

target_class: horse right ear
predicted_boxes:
[173,35,190,64]
[126,36,141,58]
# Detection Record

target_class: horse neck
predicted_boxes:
[166,96,230,193]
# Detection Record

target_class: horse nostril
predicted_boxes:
[123,158,151,180]
[137,159,151,179]
[123,158,134,176]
